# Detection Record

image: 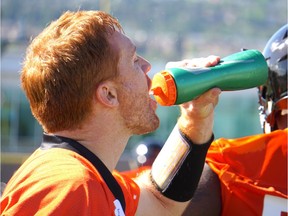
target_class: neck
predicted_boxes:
[53,117,131,172]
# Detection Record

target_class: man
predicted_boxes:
[183,25,288,216]
[0,11,221,215]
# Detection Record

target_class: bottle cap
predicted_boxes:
[151,71,177,106]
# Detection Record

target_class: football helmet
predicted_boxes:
[258,25,287,132]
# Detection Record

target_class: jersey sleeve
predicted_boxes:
[205,129,288,216]
[113,170,141,216]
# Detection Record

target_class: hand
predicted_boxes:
[165,55,221,69]
[173,55,221,144]
[178,88,221,144]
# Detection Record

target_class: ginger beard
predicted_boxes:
[117,82,159,135]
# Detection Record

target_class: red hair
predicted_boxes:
[21,11,123,132]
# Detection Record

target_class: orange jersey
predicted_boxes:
[206,129,288,216]
[1,148,140,216]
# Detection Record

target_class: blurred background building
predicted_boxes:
[1,0,287,182]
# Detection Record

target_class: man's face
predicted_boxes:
[109,31,159,135]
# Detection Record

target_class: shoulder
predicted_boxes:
[215,128,287,144]
[1,148,112,215]
[30,148,100,180]
[5,148,104,193]
[209,129,286,154]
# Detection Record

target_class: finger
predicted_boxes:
[185,56,220,68]
[194,88,221,106]
[179,88,221,119]
[165,60,187,69]
[165,55,220,69]
[193,88,221,118]
[205,55,221,67]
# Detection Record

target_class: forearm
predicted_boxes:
[135,170,189,216]
[135,124,214,215]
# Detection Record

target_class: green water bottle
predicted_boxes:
[151,49,268,106]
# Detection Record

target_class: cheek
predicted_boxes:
[123,74,148,94]
[119,86,149,117]
[119,84,149,112]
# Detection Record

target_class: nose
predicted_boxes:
[140,56,151,74]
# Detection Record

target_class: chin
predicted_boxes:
[134,116,160,135]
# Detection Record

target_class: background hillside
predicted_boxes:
[2,0,287,60]
[1,0,287,153]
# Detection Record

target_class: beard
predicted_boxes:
[118,86,160,135]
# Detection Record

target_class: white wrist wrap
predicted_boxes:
[150,124,213,201]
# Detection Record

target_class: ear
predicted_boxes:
[96,81,119,107]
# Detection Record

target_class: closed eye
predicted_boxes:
[134,55,140,63]
[134,57,139,63]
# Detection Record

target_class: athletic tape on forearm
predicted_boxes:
[150,125,214,202]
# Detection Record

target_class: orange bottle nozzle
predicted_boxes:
[151,87,163,96]
[151,71,177,106]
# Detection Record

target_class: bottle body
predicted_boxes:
[151,49,268,106]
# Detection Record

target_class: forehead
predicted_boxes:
[108,30,135,59]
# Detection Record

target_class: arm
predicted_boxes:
[182,163,222,216]
[135,56,221,216]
